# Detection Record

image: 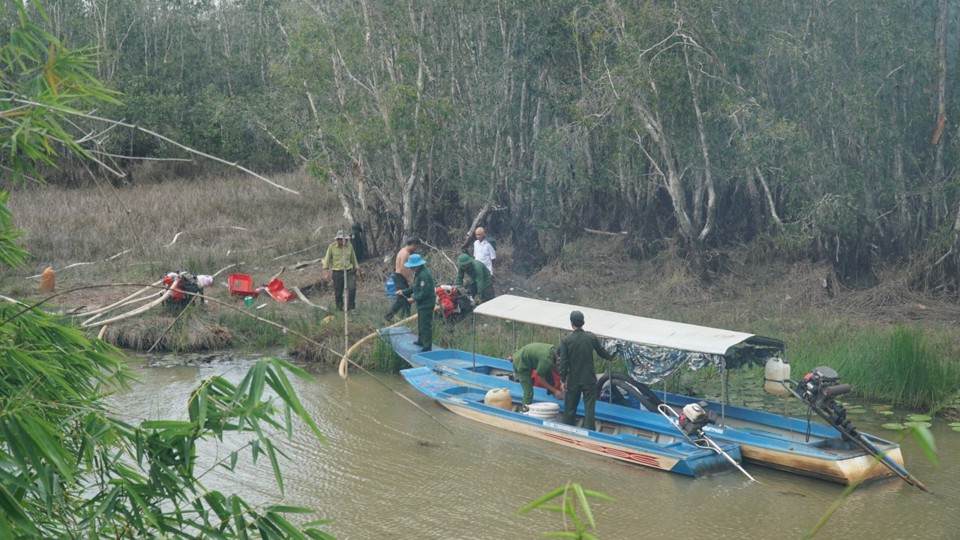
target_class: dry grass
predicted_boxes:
[6,172,960,359]
[7,172,337,282]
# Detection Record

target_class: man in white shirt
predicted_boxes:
[473,227,496,274]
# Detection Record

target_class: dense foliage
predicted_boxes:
[8,0,960,285]
[1,2,331,537]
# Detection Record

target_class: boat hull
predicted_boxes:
[401,366,739,478]
[381,326,905,485]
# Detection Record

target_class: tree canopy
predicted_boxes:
[9,0,960,287]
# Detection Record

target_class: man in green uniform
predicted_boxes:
[398,253,436,351]
[559,310,615,430]
[454,253,495,304]
[322,229,361,311]
[509,343,564,409]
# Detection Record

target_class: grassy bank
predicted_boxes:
[3,172,960,413]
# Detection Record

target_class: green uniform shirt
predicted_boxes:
[512,343,557,380]
[402,265,436,309]
[559,328,613,385]
[455,258,493,296]
[322,242,359,272]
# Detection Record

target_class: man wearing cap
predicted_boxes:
[473,227,496,274]
[322,229,361,312]
[559,310,615,430]
[454,253,495,305]
[509,342,563,409]
[383,236,420,322]
[398,253,436,351]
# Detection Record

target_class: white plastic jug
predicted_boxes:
[763,357,791,396]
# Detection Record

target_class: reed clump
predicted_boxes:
[787,321,960,411]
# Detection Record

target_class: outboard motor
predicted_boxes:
[796,366,849,408]
[677,402,718,436]
[796,366,857,438]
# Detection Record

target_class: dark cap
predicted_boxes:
[570,310,585,325]
[404,235,419,246]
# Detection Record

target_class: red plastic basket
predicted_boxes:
[228,273,257,297]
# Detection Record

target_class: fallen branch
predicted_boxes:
[291,286,327,310]
[10,98,302,195]
[81,281,176,327]
[293,257,323,270]
[584,227,628,236]
[74,280,163,317]
[212,263,239,277]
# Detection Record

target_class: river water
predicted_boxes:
[112,354,960,540]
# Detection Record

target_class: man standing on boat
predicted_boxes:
[322,229,361,312]
[383,236,420,323]
[559,310,615,431]
[398,253,436,351]
[454,253,495,304]
[509,343,563,410]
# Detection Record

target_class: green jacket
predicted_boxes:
[455,258,493,295]
[322,241,359,272]
[512,343,557,380]
[559,328,614,385]
[401,265,436,310]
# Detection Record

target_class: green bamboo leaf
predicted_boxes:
[265,364,325,443]
[564,498,584,531]
[122,479,160,528]
[910,424,939,468]
[517,486,566,514]
[581,489,616,502]
[0,482,37,534]
[249,361,266,404]
[266,505,315,514]
[141,420,194,431]
[304,529,337,540]
[265,440,284,496]
[19,415,72,481]
[196,384,208,429]
[572,483,596,528]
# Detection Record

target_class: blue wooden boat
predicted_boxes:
[400,365,742,478]
[379,294,922,488]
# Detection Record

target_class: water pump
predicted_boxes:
[677,402,718,436]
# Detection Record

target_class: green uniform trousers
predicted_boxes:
[562,381,599,430]
[416,305,434,350]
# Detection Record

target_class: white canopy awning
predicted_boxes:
[472,294,774,356]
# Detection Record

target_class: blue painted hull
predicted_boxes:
[380,327,904,484]
[401,366,740,478]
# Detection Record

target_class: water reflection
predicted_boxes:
[112,355,960,539]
